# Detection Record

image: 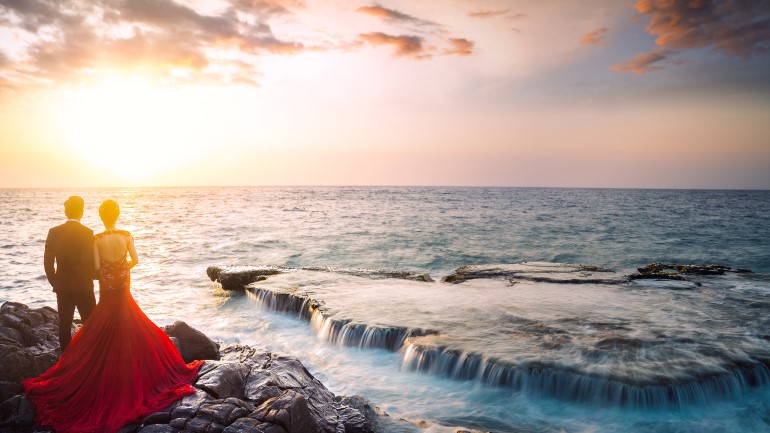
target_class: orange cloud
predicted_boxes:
[359,32,426,58]
[635,0,770,57]
[444,38,474,56]
[613,0,770,74]
[468,9,509,19]
[356,4,436,27]
[468,10,526,22]
[609,50,669,75]
[580,28,607,45]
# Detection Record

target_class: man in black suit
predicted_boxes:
[44,196,96,351]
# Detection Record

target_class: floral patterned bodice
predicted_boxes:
[95,229,132,293]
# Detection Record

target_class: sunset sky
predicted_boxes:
[0,0,768,188]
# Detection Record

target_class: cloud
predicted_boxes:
[636,0,770,57]
[444,38,474,55]
[111,0,302,54]
[609,49,671,74]
[580,27,607,45]
[359,32,426,58]
[468,9,509,19]
[356,4,474,59]
[0,0,66,32]
[356,4,437,27]
[468,9,526,21]
[613,0,770,74]
[228,0,304,16]
[0,0,309,89]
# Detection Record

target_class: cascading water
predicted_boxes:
[239,263,770,410]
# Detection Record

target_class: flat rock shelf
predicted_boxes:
[207,262,770,409]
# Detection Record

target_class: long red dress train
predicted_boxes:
[22,236,204,433]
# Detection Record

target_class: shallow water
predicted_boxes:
[1,187,769,432]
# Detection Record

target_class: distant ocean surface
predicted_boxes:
[2,187,770,433]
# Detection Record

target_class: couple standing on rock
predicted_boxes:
[22,196,204,433]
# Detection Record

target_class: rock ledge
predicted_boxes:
[0,302,386,433]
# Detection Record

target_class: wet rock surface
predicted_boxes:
[207,265,433,291]
[207,266,283,291]
[440,262,753,285]
[0,302,60,396]
[0,301,393,433]
[628,263,752,281]
[162,321,221,363]
[442,262,621,284]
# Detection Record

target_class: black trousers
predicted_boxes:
[56,290,96,352]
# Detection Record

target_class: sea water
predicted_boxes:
[1,187,769,432]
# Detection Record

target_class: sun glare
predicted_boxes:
[54,75,216,181]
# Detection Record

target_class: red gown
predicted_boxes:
[22,231,204,433]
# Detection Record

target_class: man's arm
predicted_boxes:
[44,229,56,290]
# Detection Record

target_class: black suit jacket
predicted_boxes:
[44,221,95,294]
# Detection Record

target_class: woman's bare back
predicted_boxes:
[94,230,138,270]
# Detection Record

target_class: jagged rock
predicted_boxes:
[207,265,434,291]
[250,390,318,433]
[220,344,271,367]
[629,263,752,281]
[0,326,24,346]
[162,320,220,363]
[207,266,281,291]
[196,361,250,400]
[335,395,378,433]
[0,346,36,383]
[1,302,385,433]
[0,381,22,404]
[138,424,177,433]
[0,394,35,428]
[223,417,288,433]
[442,262,620,284]
[0,303,60,384]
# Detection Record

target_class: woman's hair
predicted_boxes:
[99,200,120,225]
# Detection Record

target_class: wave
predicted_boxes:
[400,343,770,409]
[247,287,437,352]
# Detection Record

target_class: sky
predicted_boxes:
[0,0,769,188]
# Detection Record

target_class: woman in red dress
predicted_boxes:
[23,200,204,433]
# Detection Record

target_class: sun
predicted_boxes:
[54,75,215,180]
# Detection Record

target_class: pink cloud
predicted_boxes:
[359,32,426,58]
[580,28,608,45]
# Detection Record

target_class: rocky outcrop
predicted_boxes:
[628,263,752,280]
[439,262,754,285]
[0,302,61,404]
[207,266,283,291]
[442,262,620,284]
[206,266,433,291]
[163,321,221,363]
[0,302,385,433]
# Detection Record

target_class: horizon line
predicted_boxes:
[1,185,769,191]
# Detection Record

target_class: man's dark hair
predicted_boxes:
[64,196,84,219]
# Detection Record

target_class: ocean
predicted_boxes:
[1,187,769,432]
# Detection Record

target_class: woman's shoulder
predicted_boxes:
[95,229,133,240]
